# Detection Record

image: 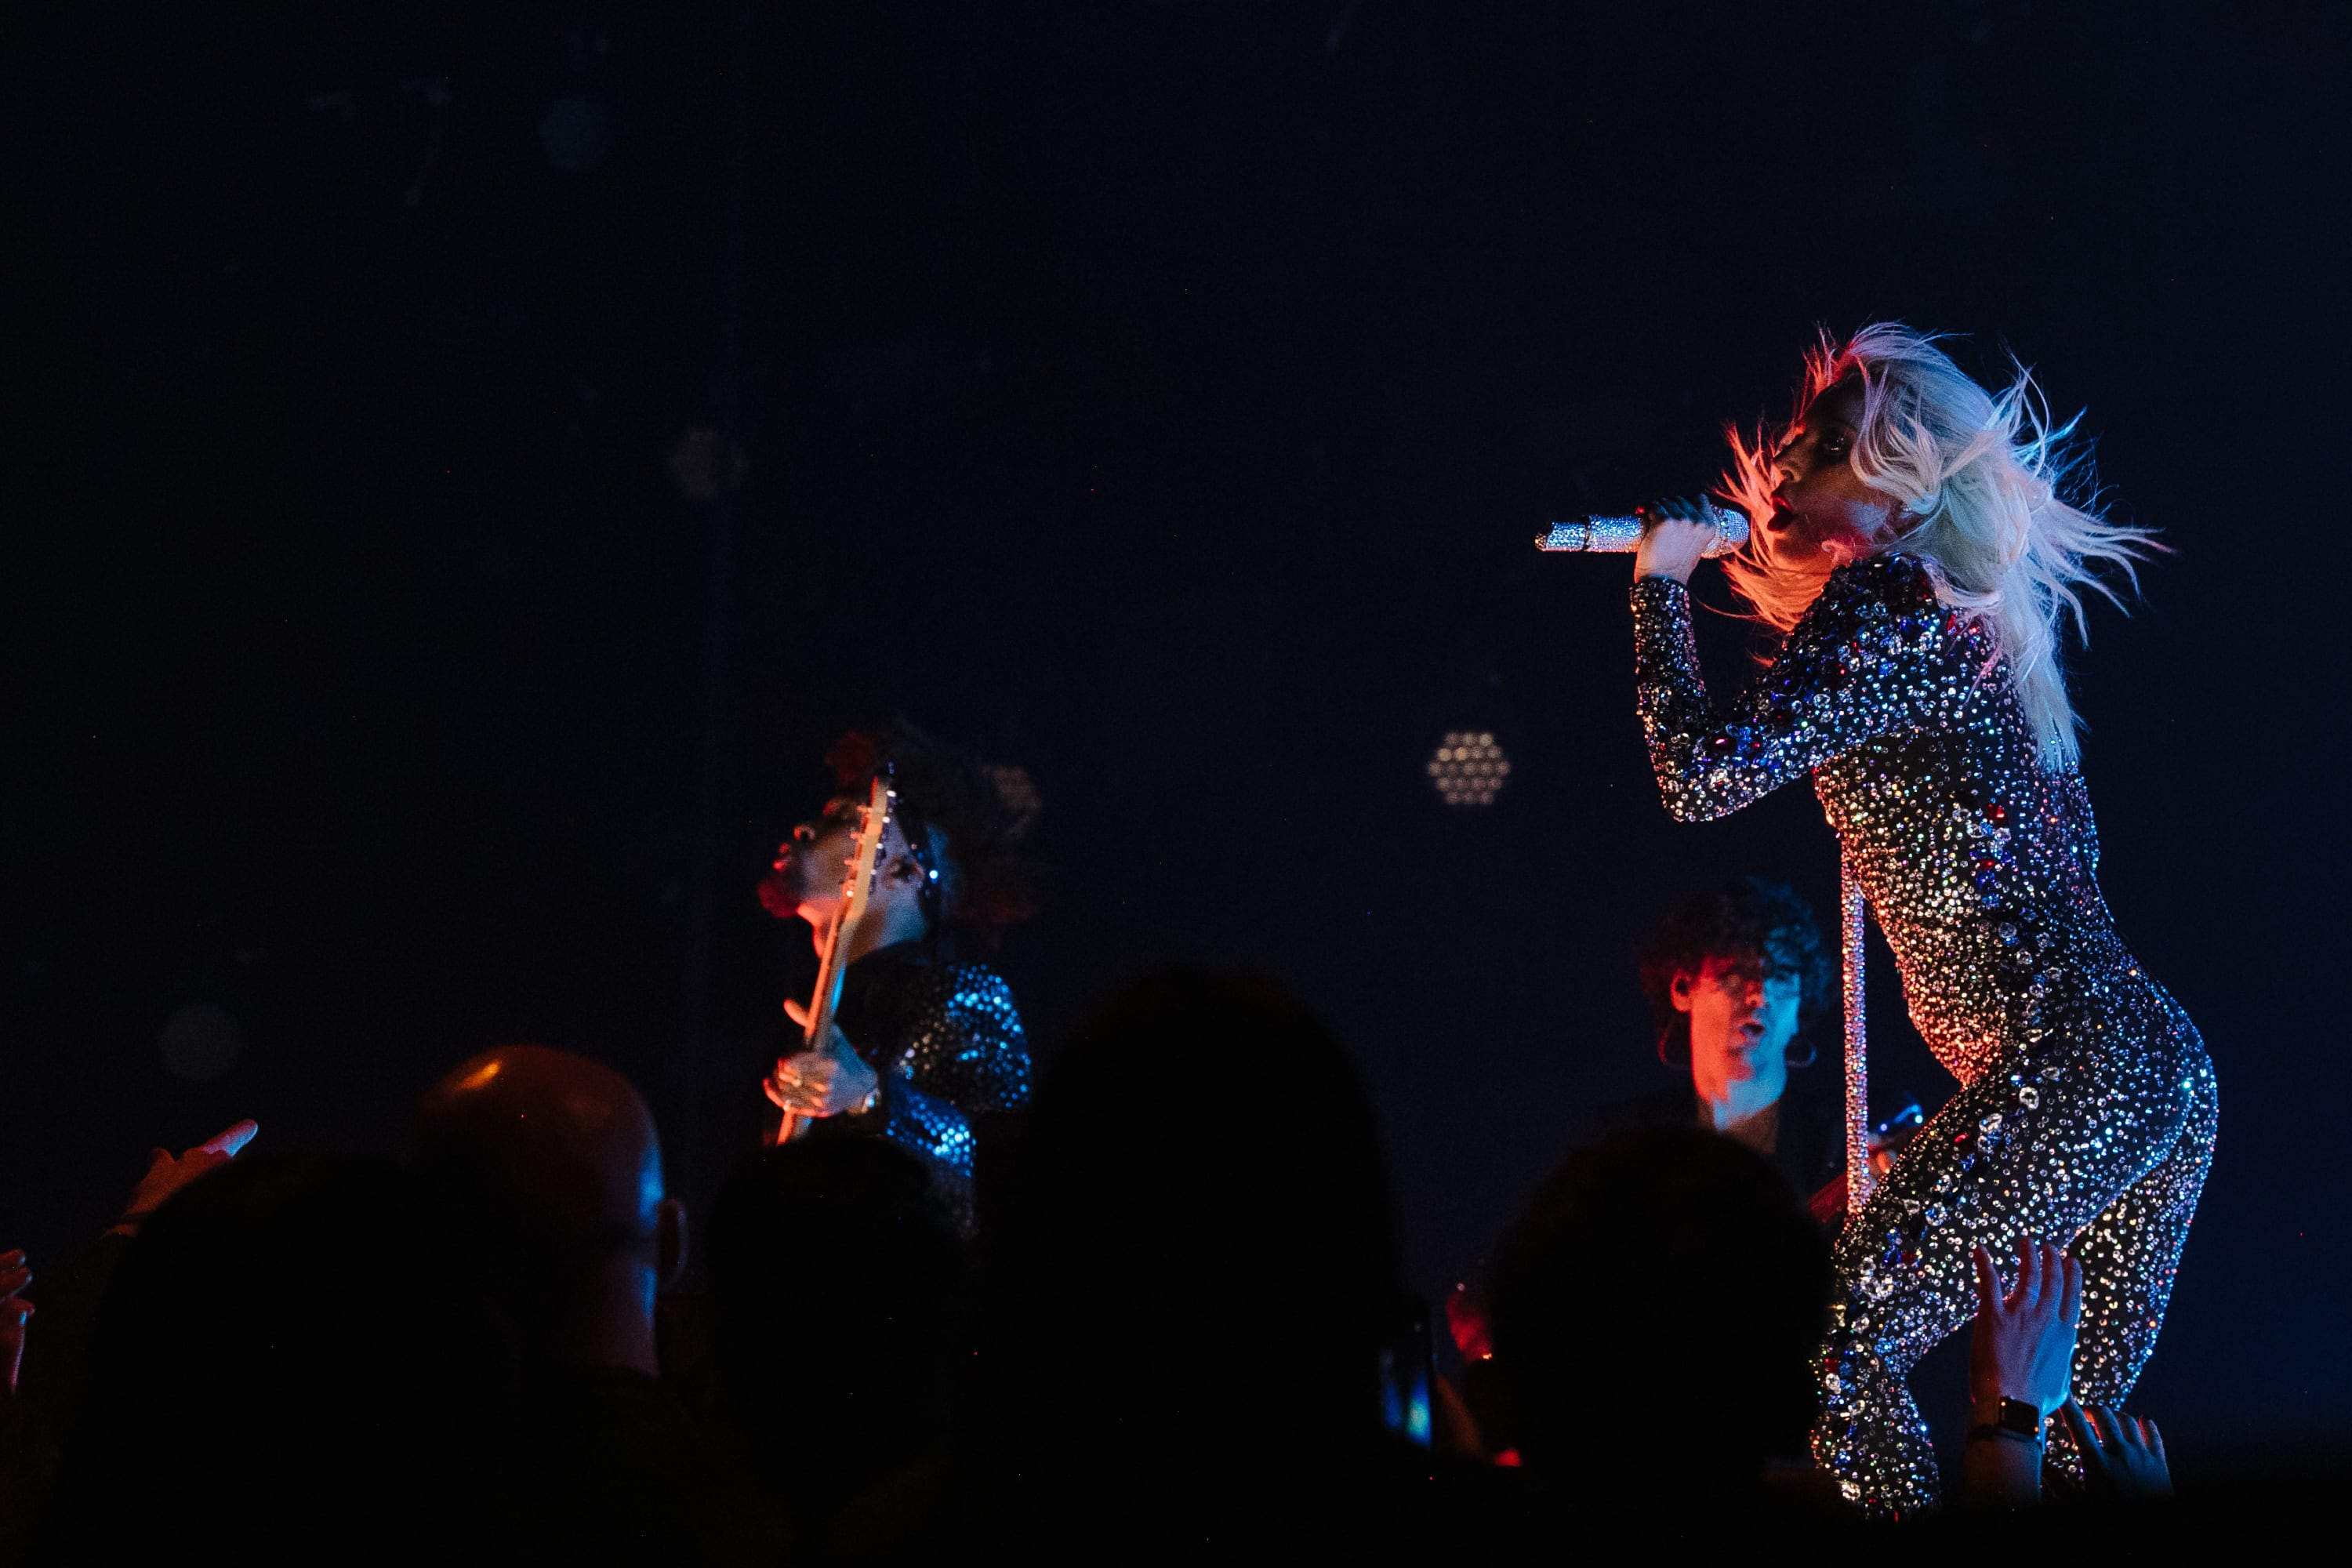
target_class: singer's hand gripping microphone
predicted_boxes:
[1535,499,1750,557]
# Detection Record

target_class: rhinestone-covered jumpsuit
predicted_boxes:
[1630,557,2217,1515]
[781,943,1033,1236]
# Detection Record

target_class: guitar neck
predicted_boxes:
[777,774,892,1147]
[802,909,864,1049]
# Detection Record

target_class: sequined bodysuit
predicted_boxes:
[792,943,1033,1236]
[1631,557,2217,1515]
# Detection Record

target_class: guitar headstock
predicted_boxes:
[836,774,895,920]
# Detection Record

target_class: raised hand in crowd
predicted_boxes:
[1,1250,29,1397]
[108,1120,260,1239]
[2062,1398,2174,1501]
[1959,1236,2082,1507]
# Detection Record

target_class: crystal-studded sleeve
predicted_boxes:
[873,967,1033,1233]
[1632,561,1973,822]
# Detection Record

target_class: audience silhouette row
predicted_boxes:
[0,968,2225,1563]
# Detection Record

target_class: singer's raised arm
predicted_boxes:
[1630,555,1986,822]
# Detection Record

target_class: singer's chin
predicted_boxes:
[1755,514,1806,557]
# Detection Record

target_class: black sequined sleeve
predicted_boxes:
[1631,561,1976,822]
[872,967,1033,1232]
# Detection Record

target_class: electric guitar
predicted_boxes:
[772,773,893,1146]
[1806,1101,1926,1227]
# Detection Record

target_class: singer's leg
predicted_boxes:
[2042,1029,2216,1483]
[1813,981,2200,1515]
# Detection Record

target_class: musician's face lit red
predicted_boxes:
[760,798,932,953]
[1764,378,1897,564]
[1672,956,1802,1102]
[758,796,865,926]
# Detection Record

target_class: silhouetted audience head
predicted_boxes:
[408,1044,684,1372]
[42,1154,518,1563]
[1002,969,1404,1471]
[1491,1126,1829,1501]
[702,1137,970,1542]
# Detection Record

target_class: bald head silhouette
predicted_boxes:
[409,1044,684,1374]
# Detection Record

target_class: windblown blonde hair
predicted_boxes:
[1719,322,2155,770]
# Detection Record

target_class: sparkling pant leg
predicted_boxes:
[2042,1032,2218,1481]
[2074,1023,2218,1403]
[1813,978,2211,1516]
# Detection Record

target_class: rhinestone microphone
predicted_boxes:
[1534,499,1750,557]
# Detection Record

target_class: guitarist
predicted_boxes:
[756,723,1037,1235]
[1599,878,1847,1214]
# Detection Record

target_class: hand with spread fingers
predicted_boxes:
[1958,1236,2083,1507]
[2063,1399,2174,1501]
[1,1249,31,1398]
[1968,1237,2082,1423]
[766,1001,884,1121]
[112,1120,260,1238]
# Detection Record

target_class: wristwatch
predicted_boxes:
[1967,1397,2044,1445]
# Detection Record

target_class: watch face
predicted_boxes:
[1998,1398,2042,1436]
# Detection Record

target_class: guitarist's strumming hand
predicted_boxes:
[766,998,883,1120]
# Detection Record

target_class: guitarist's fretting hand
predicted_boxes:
[766,998,884,1120]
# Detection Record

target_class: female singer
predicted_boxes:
[1627,324,2216,1514]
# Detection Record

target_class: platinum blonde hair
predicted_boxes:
[1719,322,2155,770]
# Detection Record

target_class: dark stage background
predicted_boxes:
[11,2,2347,1465]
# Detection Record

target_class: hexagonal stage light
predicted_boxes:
[1428,731,1510,807]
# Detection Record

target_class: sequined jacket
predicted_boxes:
[797,944,1033,1234]
[1633,556,2133,1089]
